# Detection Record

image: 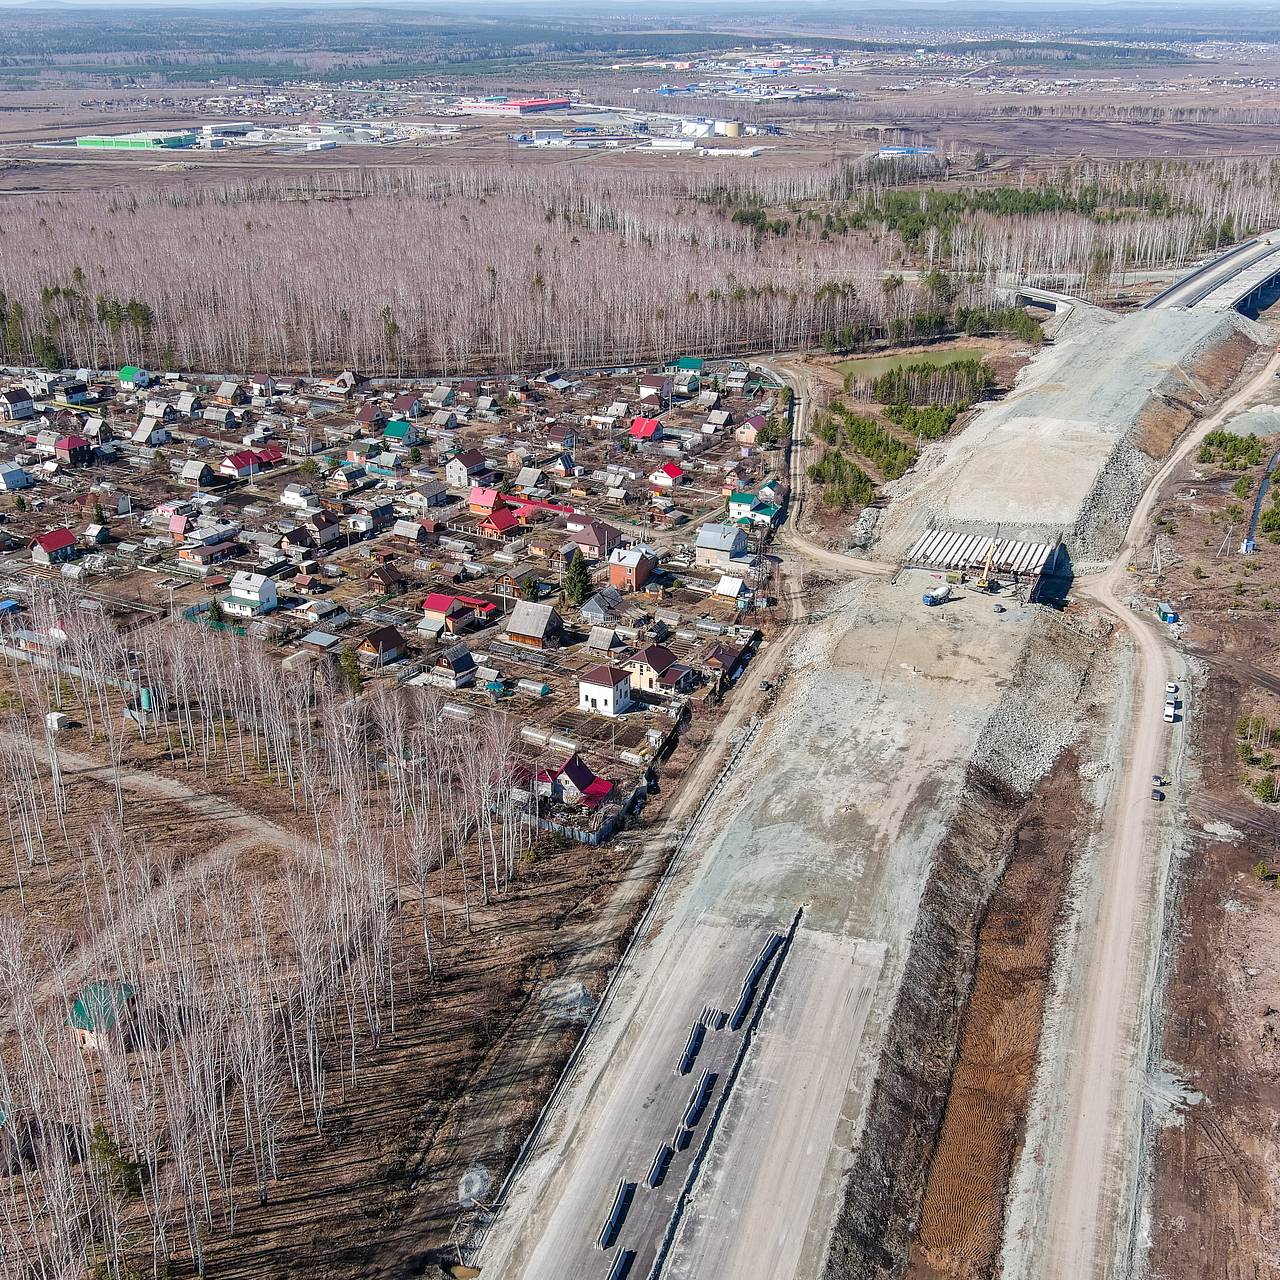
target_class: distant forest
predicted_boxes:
[1,154,1278,376]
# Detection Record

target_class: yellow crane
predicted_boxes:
[975,539,997,591]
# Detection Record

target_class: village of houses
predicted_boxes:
[0,356,787,841]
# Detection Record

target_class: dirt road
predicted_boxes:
[763,355,895,578]
[1032,348,1280,1279]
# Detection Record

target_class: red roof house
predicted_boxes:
[31,527,77,565]
[481,506,520,537]
[629,416,662,441]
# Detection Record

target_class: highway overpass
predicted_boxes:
[1145,229,1280,312]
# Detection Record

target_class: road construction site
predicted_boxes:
[876,301,1262,564]
[470,249,1280,1280]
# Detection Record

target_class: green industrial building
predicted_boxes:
[75,131,197,151]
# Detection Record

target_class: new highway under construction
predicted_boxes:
[468,235,1280,1280]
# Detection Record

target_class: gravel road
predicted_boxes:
[1018,347,1280,1280]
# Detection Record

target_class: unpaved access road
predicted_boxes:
[1023,348,1280,1280]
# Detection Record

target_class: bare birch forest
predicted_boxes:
[0,584,531,1278]
[2,154,1280,377]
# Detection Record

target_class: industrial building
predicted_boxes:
[75,131,197,150]
[458,97,572,116]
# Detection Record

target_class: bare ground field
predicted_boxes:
[1134,428,1280,1280]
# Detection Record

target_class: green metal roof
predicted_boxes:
[674,356,704,370]
[69,981,135,1033]
[729,491,757,505]
[384,419,412,438]
[119,365,143,381]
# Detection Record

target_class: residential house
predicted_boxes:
[33,428,61,457]
[45,375,90,404]
[649,462,685,489]
[118,365,150,390]
[569,518,623,560]
[704,640,747,682]
[178,540,238,572]
[394,482,444,516]
[222,570,278,618]
[695,522,750,571]
[629,415,662,443]
[365,451,404,478]
[481,506,520,539]
[69,981,136,1051]
[546,422,577,451]
[393,517,428,545]
[332,464,367,492]
[180,459,215,488]
[203,406,235,430]
[735,414,767,446]
[390,392,421,418]
[431,643,477,689]
[296,598,350,628]
[431,409,458,431]
[728,490,781,528]
[143,399,177,423]
[176,392,203,416]
[383,418,419,448]
[0,388,35,421]
[468,486,503,516]
[637,374,672,406]
[494,565,541,598]
[426,384,455,409]
[716,574,751,601]
[541,752,613,809]
[279,482,315,511]
[215,380,248,405]
[513,466,546,493]
[581,586,624,626]
[357,625,408,665]
[132,417,169,447]
[30,527,77,566]
[585,624,624,656]
[248,374,276,398]
[445,449,488,489]
[368,563,406,594]
[82,416,111,444]
[504,600,562,650]
[578,664,632,717]
[625,643,694,695]
[608,544,656,593]
[0,463,32,492]
[220,450,262,481]
[305,510,342,549]
[420,592,475,636]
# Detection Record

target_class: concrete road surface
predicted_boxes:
[1146,230,1280,310]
